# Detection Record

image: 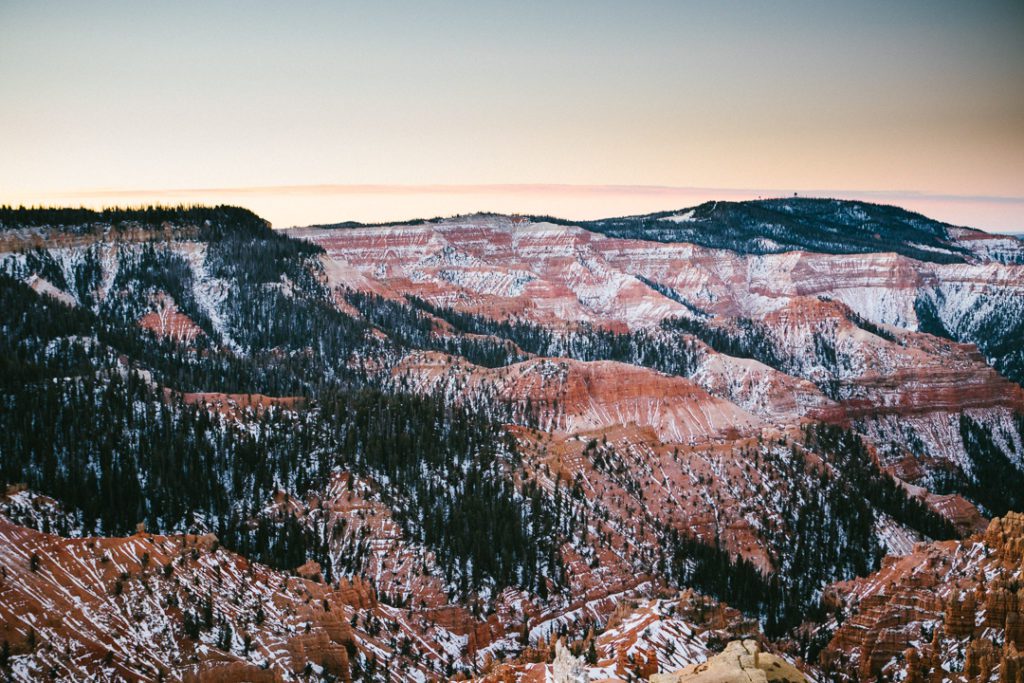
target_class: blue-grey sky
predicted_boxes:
[2,0,1022,229]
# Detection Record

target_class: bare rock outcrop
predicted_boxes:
[552,639,590,683]
[820,512,1024,682]
[650,639,807,683]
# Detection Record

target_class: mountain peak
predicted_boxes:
[578,197,1002,263]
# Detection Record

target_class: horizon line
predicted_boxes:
[43,183,1024,207]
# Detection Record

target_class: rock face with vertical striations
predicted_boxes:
[819,512,1024,682]
[392,352,764,443]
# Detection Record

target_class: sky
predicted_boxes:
[1,0,1022,231]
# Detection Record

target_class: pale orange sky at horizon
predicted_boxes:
[2,1,1022,231]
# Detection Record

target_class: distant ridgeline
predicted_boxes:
[307,198,1023,265]
[0,204,282,242]
[541,197,1009,264]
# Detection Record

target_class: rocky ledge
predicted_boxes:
[650,640,807,683]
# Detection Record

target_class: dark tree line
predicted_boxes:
[935,415,1024,517]
[345,290,531,369]
[405,295,702,377]
[660,315,784,369]
[0,204,277,237]
[802,423,958,540]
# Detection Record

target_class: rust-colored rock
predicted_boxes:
[821,512,1024,682]
[0,516,444,681]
